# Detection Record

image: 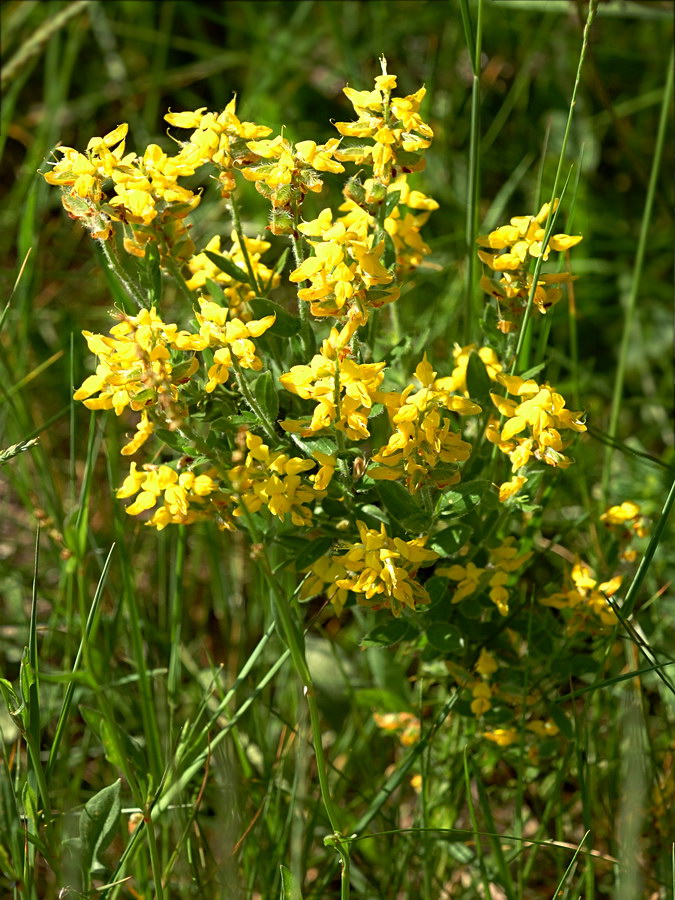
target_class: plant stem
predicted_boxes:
[230,192,262,293]
[231,357,278,444]
[460,0,483,344]
[238,506,351,895]
[98,237,146,309]
[602,46,674,502]
[511,0,598,375]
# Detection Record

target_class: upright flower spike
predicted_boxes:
[72,308,197,419]
[477,200,583,332]
[369,356,480,492]
[335,521,439,617]
[227,433,325,527]
[486,373,587,499]
[279,312,385,440]
[334,57,433,187]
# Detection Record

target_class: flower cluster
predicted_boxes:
[45,123,200,259]
[436,537,532,616]
[539,561,622,628]
[117,463,228,530]
[477,201,582,332]
[335,522,438,616]
[164,97,272,196]
[333,59,433,187]
[369,357,480,492]
[289,207,398,318]
[72,308,197,433]
[228,433,330,527]
[487,373,587,500]
[280,312,385,439]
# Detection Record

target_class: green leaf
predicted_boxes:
[269,247,290,287]
[425,622,464,654]
[361,618,415,648]
[249,297,300,336]
[79,706,146,775]
[465,351,492,407]
[290,435,338,459]
[153,429,192,454]
[0,677,22,725]
[437,480,491,518]
[549,704,574,740]
[357,503,390,527]
[384,190,401,217]
[280,864,303,900]
[205,277,228,305]
[376,481,423,525]
[295,536,334,572]
[79,779,121,876]
[144,243,162,306]
[204,250,253,285]
[254,371,279,422]
[430,524,472,557]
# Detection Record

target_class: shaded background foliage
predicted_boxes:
[1,1,673,898]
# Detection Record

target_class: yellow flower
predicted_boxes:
[489,373,586,472]
[280,314,384,440]
[290,207,398,318]
[477,200,582,330]
[475,648,498,676]
[470,681,492,715]
[483,728,519,747]
[436,537,531,615]
[117,463,226,529]
[369,356,479,492]
[73,308,196,418]
[601,501,648,539]
[373,711,421,746]
[498,475,528,502]
[539,560,622,627]
[334,60,433,185]
[228,432,324,527]
[335,521,438,616]
[120,410,155,456]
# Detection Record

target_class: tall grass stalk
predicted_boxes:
[602,46,674,502]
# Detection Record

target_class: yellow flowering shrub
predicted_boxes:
[44,57,639,767]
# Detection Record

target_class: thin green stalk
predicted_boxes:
[98,237,146,309]
[621,475,675,619]
[289,232,312,335]
[231,357,278,444]
[460,0,483,344]
[230,193,262,293]
[163,255,194,305]
[239,509,351,895]
[602,47,674,501]
[46,545,115,780]
[512,0,598,374]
